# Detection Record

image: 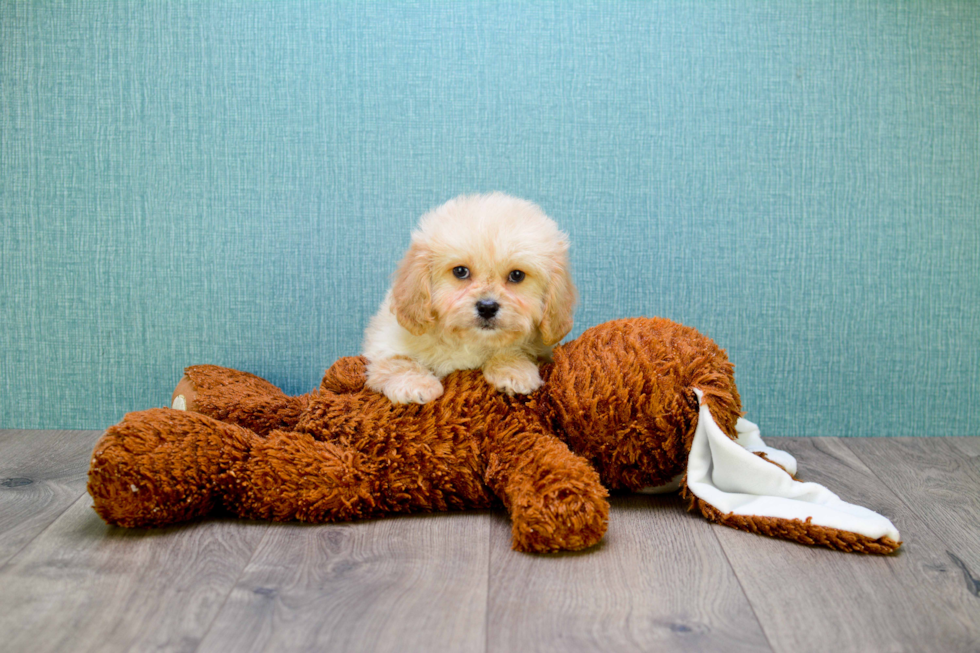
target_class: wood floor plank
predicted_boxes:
[487,495,772,653]
[0,497,267,653]
[0,429,103,565]
[714,437,980,653]
[845,437,980,581]
[198,511,492,653]
[944,435,980,457]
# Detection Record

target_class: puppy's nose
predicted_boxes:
[476,300,499,319]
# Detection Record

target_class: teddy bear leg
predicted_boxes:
[88,408,257,528]
[236,429,390,523]
[170,365,314,435]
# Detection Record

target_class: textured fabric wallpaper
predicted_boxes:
[2,2,978,434]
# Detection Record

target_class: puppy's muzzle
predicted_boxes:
[476,299,500,321]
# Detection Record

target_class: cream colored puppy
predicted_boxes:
[362,193,577,404]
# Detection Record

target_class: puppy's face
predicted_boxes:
[391,193,576,347]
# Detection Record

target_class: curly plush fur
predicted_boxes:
[87,317,899,554]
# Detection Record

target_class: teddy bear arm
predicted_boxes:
[481,412,609,553]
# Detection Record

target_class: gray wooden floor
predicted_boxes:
[1,430,979,653]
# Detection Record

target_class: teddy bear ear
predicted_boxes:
[390,240,435,336]
[539,257,577,346]
[682,388,901,554]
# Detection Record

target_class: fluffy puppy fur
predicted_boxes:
[363,193,577,404]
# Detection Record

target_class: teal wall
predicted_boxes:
[2,2,978,435]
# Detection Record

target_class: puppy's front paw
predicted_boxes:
[366,358,445,404]
[483,357,543,396]
[384,375,444,405]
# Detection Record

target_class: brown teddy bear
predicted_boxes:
[87,317,900,554]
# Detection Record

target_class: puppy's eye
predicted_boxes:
[507,270,526,283]
[452,266,470,280]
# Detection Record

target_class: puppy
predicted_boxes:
[362,193,577,404]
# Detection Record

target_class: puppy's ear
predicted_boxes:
[390,240,435,336]
[539,254,577,346]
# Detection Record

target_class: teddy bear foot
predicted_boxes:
[509,487,610,553]
[171,376,198,411]
[88,408,256,528]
